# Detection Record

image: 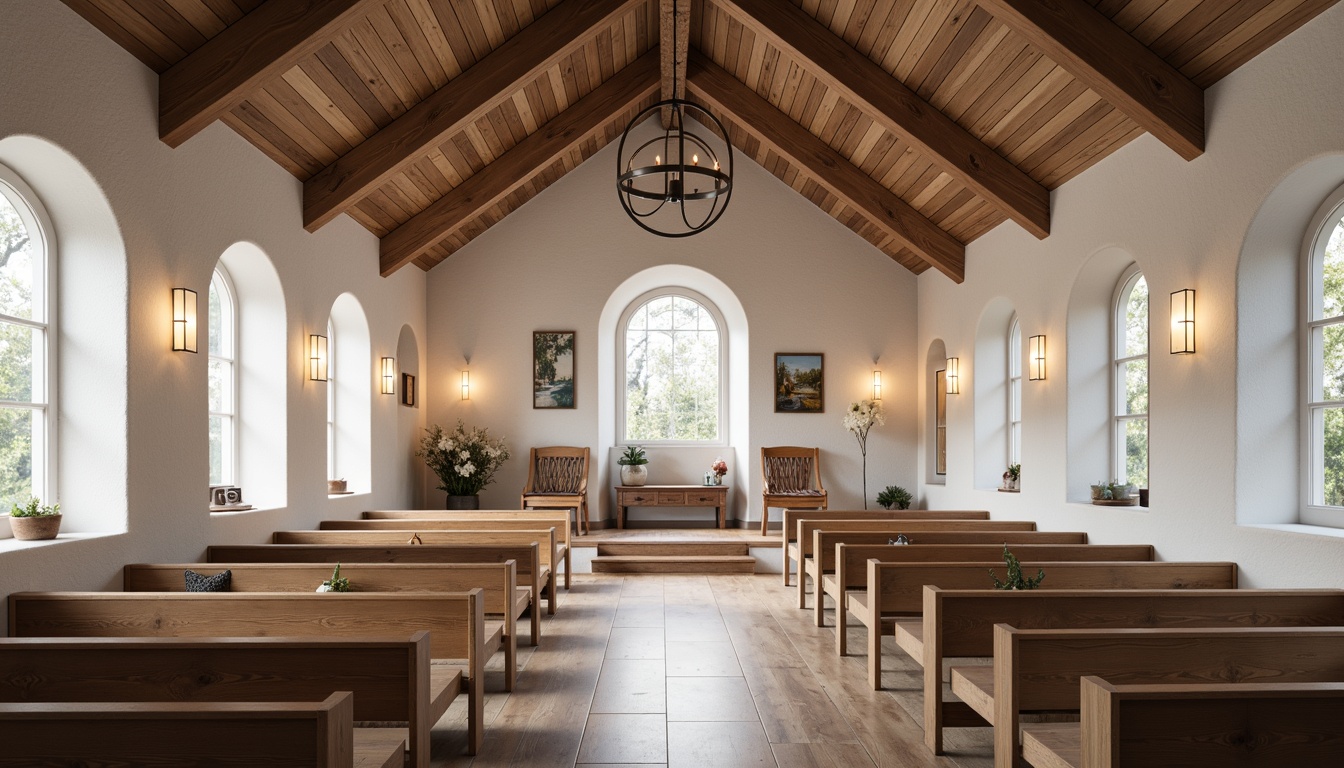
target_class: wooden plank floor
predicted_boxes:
[427,574,989,767]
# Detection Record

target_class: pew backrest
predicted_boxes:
[829,542,1154,584]
[796,520,1038,562]
[325,516,571,557]
[272,529,556,574]
[781,509,990,544]
[869,560,1238,614]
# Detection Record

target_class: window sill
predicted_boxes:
[209,505,282,517]
[1245,523,1344,540]
[0,530,124,555]
[328,491,368,498]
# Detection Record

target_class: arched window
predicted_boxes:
[619,290,724,443]
[1008,315,1022,467]
[0,165,54,510]
[208,268,238,487]
[326,319,336,481]
[1114,266,1148,486]
[1305,196,1344,524]
[327,294,370,493]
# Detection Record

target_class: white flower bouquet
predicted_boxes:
[417,421,511,496]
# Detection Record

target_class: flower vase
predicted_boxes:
[713,473,724,485]
[620,465,648,486]
[445,495,481,510]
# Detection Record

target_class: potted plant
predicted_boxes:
[876,485,912,510]
[1001,463,1021,491]
[316,563,351,593]
[417,421,511,509]
[989,545,1045,590]
[1090,480,1137,505]
[9,497,61,541]
[618,446,648,486]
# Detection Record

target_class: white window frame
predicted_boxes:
[208,267,238,488]
[0,165,56,507]
[1302,190,1344,529]
[326,319,336,481]
[1112,264,1148,485]
[1008,314,1022,467]
[616,287,727,447]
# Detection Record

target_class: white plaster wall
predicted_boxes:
[0,1,427,628]
[917,2,1344,587]
[425,128,920,525]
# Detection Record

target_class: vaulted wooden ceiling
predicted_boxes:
[61,0,1338,282]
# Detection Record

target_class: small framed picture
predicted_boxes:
[534,331,575,409]
[401,373,416,407]
[775,353,824,413]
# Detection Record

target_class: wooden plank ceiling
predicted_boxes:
[61,0,1339,281]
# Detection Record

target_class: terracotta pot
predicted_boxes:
[445,495,481,510]
[620,465,648,486]
[11,514,61,541]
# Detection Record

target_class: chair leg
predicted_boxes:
[760,506,769,536]
[581,500,589,536]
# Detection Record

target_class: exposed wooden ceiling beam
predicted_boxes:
[159,0,375,148]
[686,52,965,282]
[304,0,644,233]
[379,51,662,276]
[715,0,1051,240]
[660,0,689,128]
[977,0,1204,161]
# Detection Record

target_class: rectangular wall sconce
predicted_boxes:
[308,334,328,382]
[945,357,960,394]
[380,357,395,395]
[1171,288,1196,354]
[1028,335,1047,380]
[461,370,470,400]
[872,371,882,400]
[171,288,197,353]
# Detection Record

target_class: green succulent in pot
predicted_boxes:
[8,497,62,541]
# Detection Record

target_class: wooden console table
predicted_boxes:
[615,485,729,528]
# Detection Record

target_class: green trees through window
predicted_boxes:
[0,178,46,511]
[623,294,721,442]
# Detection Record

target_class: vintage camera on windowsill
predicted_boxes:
[208,485,251,511]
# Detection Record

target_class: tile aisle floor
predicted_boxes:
[431,573,989,767]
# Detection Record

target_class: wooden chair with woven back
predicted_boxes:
[760,446,828,534]
[521,446,591,535]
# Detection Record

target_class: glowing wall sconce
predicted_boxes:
[308,334,328,382]
[461,370,470,400]
[1028,335,1046,381]
[945,357,960,394]
[1170,289,1195,354]
[380,357,396,395]
[872,371,882,401]
[171,288,197,353]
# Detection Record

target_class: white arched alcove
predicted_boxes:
[329,292,371,494]
[217,241,287,511]
[597,265,749,526]
[395,324,422,504]
[0,135,126,537]
[924,338,948,488]
[973,298,1016,490]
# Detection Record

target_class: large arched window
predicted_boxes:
[208,268,237,487]
[0,165,54,511]
[328,294,370,492]
[1114,266,1148,486]
[619,290,724,443]
[1008,315,1022,467]
[326,319,336,481]
[1305,195,1344,525]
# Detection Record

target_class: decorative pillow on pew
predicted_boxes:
[184,569,232,592]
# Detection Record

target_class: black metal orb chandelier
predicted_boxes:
[615,24,733,235]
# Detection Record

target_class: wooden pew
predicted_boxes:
[124,561,528,690]
[1023,677,1344,768]
[206,543,544,644]
[0,633,443,767]
[826,543,1155,646]
[0,692,386,768]
[354,509,574,589]
[914,587,1344,754]
[778,509,990,583]
[272,529,559,615]
[793,520,1041,609]
[853,560,1239,691]
[9,590,495,755]
[967,625,1344,768]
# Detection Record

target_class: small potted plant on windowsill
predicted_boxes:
[10,497,62,541]
[1090,480,1137,506]
[618,446,648,486]
[1000,463,1021,492]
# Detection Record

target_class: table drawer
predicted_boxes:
[687,492,722,506]
[656,491,687,504]
[619,490,657,505]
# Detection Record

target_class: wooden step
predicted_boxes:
[591,555,756,574]
[596,542,749,557]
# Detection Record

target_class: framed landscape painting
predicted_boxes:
[534,331,575,409]
[775,353,824,413]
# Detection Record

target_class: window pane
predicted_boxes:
[1323,221,1344,319]
[1124,417,1148,487]
[1322,407,1344,506]
[208,358,233,413]
[209,414,234,487]
[624,295,720,441]
[1124,275,1148,357]
[208,280,223,356]
[0,406,35,510]
[1322,322,1344,401]
[0,191,35,321]
[0,321,35,403]
[1123,358,1148,415]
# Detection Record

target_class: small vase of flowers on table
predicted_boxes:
[710,457,727,485]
